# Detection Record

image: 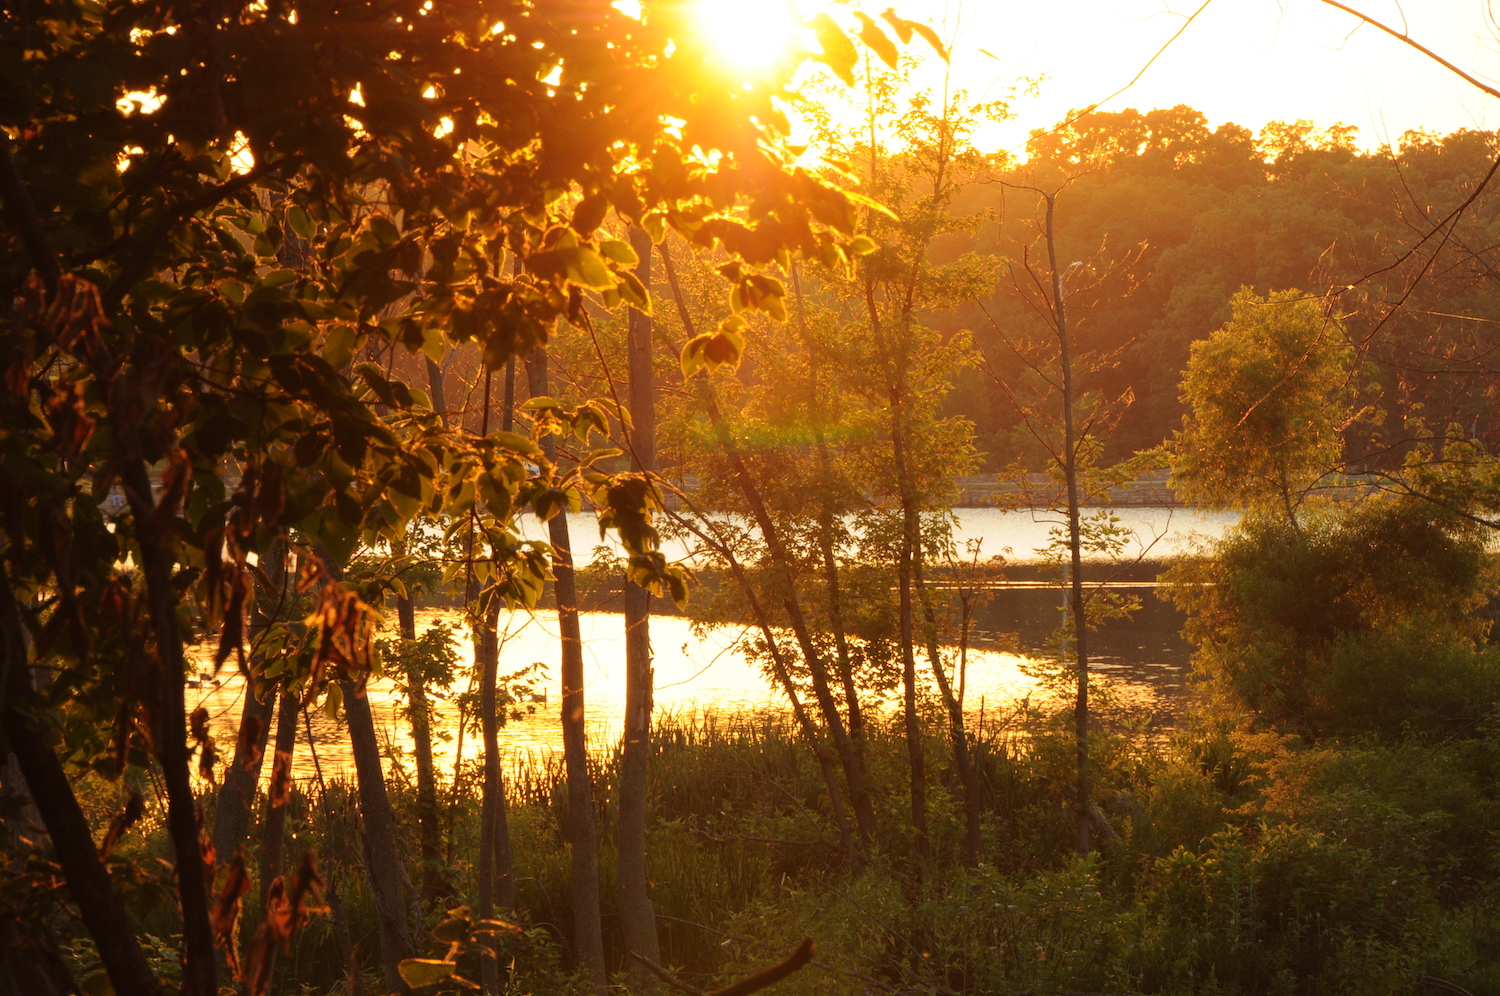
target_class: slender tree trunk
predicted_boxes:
[339,680,415,991]
[471,359,517,996]
[1042,192,1092,856]
[619,226,661,976]
[119,459,215,996]
[395,556,444,911]
[0,568,161,996]
[661,243,879,849]
[213,542,288,868]
[914,571,982,868]
[257,688,299,911]
[895,467,928,862]
[718,544,854,856]
[527,347,607,992]
[792,265,864,741]
[311,546,414,990]
[477,596,516,995]
[249,687,302,994]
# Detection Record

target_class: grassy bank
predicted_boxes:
[54,688,1500,996]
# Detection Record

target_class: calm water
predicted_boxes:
[191,507,1237,783]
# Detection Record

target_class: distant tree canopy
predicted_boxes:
[939,105,1500,468]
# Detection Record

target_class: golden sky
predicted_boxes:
[907,0,1500,154]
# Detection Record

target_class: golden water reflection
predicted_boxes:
[191,608,1167,785]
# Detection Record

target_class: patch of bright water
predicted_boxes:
[190,507,1234,783]
[191,609,1074,783]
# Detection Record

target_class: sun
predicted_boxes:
[693,0,801,73]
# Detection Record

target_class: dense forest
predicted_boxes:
[7,1,1500,996]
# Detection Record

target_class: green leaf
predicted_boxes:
[571,193,609,235]
[323,681,343,720]
[847,235,879,256]
[598,239,638,266]
[398,959,458,988]
[562,247,614,289]
[322,325,359,371]
[854,12,899,67]
[618,270,651,313]
[810,13,858,85]
[907,20,948,61]
[287,205,317,240]
[421,326,447,365]
[680,316,745,378]
[491,430,542,457]
[641,212,666,244]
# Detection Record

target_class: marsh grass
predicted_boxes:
[52,703,1500,995]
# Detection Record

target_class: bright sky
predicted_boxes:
[927,0,1500,155]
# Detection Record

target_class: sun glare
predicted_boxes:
[694,0,799,73]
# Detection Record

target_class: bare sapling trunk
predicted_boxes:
[472,359,517,995]
[666,495,856,854]
[1041,192,1092,856]
[661,242,879,849]
[619,226,661,975]
[339,679,416,990]
[526,347,607,993]
[253,686,302,986]
[894,444,928,862]
[394,549,444,911]
[476,596,516,995]
[913,566,982,868]
[792,265,864,741]
[312,551,412,993]
[119,459,216,996]
[213,541,288,866]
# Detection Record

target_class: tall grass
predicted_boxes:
[71,702,1500,995]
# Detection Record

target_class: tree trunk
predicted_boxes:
[527,347,607,993]
[896,484,928,862]
[119,459,216,996]
[477,595,516,996]
[1,572,161,996]
[619,226,661,976]
[212,542,288,872]
[249,688,302,994]
[395,562,444,911]
[914,570,982,868]
[340,679,415,991]
[257,688,300,915]
[791,265,864,742]
[661,243,879,850]
[1042,192,1092,856]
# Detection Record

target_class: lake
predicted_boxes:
[190,506,1237,783]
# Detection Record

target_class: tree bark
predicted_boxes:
[1042,191,1093,856]
[212,541,287,870]
[257,688,300,913]
[895,475,929,863]
[619,226,661,977]
[340,679,415,992]
[1,615,162,996]
[246,687,301,993]
[661,243,879,849]
[791,265,864,742]
[914,571,982,868]
[119,458,215,996]
[395,560,444,911]
[526,347,607,993]
[476,596,516,995]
